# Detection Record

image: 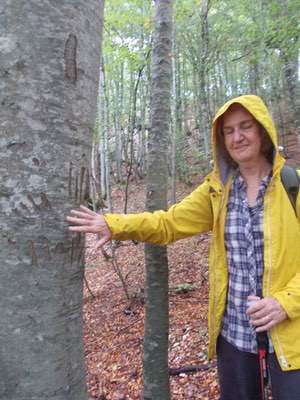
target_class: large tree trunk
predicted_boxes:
[143,1,173,399]
[0,1,104,399]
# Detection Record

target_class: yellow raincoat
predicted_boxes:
[105,95,300,371]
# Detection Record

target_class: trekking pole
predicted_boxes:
[258,346,268,400]
[257,332,269,400]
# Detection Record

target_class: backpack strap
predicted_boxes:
[280,165,300,217]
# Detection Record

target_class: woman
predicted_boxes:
[67,95,300,400]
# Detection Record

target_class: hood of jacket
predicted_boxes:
[210,94,285,185]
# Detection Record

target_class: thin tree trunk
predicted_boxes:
[0,1,104,399]
[137,80,147,178]
[170,26,177,204]
[99,65,107,201]
[143,1,173,399]
[102,63,113,212]
[199,0,211,168]
[90,141,98,211]
[115,69,123,182]
[124,64,145,213]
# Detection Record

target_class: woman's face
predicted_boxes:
[222,105,265,166]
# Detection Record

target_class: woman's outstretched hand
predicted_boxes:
[66,205,112,249]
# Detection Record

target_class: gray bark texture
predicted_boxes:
[199,0,211,166]
[143,1,173,399]
[0,1,104,399]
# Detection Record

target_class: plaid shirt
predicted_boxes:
[220,171,273,353]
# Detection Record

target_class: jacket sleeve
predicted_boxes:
[297,169,300,223]
[272,171,300,319]
[272,273,300,320]
[104,179,213,245]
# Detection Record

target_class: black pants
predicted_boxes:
[217,335,300,400]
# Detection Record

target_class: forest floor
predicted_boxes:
[83,179,220,400]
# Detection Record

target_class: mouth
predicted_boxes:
[233,145,248,151]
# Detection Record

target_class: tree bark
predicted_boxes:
[170,26,177,204]
[0,1,104,399]
[143,1,173,399]
[113,67,123,183]
[198,0,211,168]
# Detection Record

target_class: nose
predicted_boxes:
[232,128,244,142]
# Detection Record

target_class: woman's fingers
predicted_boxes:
[248,308,266,320]
[68,225,94,233]
[67,207,112,235]
[69,209,94,219]
[66,206,112,248]
[95,235,111,249]
[255,321,273,332]
[79,204,98,215]
[247,297,287,332]
[66,216,92,226]
[251,313,272,325]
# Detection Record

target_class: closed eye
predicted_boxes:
[223,128,234,135]
[240,121,254,129]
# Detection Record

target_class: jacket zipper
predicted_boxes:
[265,185,288,368]
[212,187,226,350]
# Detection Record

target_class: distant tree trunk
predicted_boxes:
[249,53,260,95]
[123,70,135,167]
[274,0,300,132]
[281,54,300,131]
[114,67,124,183]
[198,0,211,168]
[143,1,173,399]
[99,65,107,200]
[137,79,148,178]
[176,57,190,183]
[98,60,113,211]
[90,141,99,211]
[174,53,184,180]
[0,1,104,399]
[103,64,113,212]
[124,64,145,214]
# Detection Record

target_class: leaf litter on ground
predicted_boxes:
[83,180,220,399]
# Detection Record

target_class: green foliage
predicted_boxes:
[104,0,153,72]
[101,0,299,184]
[174,282,197,294]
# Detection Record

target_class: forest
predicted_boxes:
[95,0,300,207]
[0,1,299,400]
